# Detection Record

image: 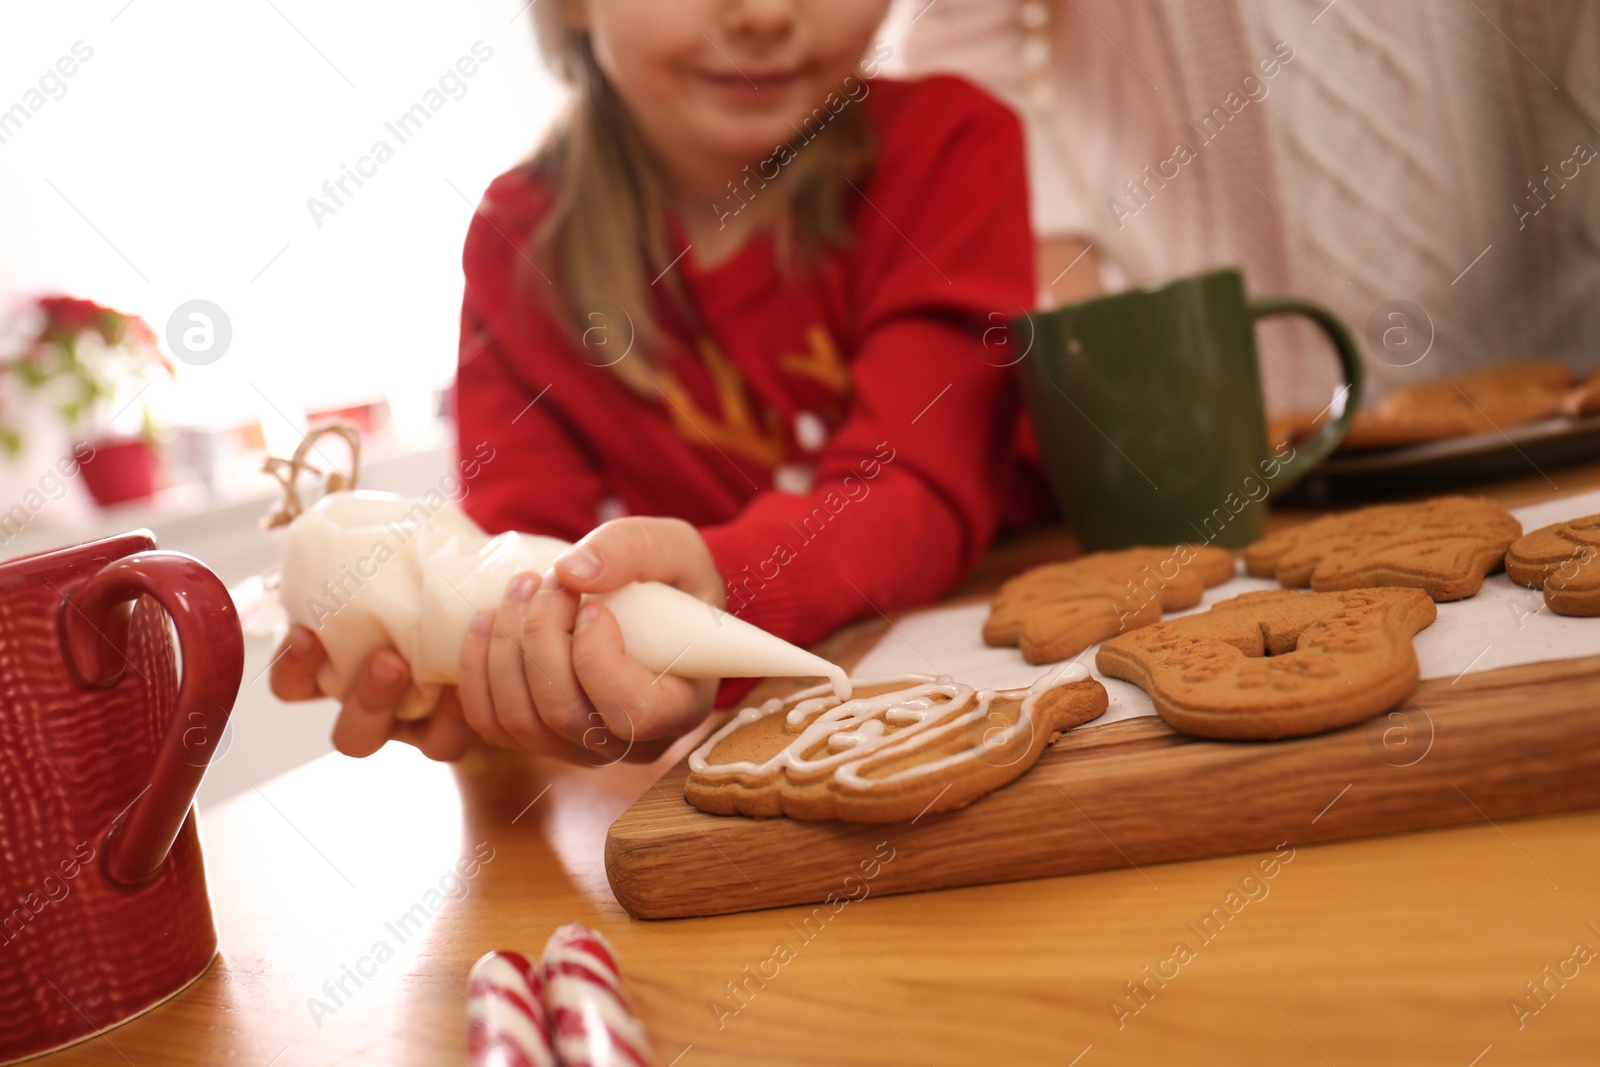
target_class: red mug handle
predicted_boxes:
[60,550,244,885]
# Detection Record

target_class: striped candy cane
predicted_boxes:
[466,950,557,1067]
[542,925,657,1067]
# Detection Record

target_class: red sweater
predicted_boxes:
[455,75,1034,700]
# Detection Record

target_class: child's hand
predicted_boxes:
[269,626,479,761]
[456,516,726,761]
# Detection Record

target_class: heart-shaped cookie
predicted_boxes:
[1505,515,1600,616]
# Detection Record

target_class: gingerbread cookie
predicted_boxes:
[1097,588,1437,740]
[1276,360,1576,453]
[685,668,1109,823]
[984,545,1237,664]
[1561,369,1600,418]
[1505,515,1600,616]
[1244,495,1521,601]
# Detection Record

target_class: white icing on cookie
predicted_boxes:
[688,663,1091,794]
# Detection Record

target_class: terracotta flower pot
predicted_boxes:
[77,438,161,508]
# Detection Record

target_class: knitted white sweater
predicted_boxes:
[903,0,1600,410]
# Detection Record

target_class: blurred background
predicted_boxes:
[0,1,564,507]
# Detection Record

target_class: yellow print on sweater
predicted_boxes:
[654,339,788,469]
[654,328,850,470]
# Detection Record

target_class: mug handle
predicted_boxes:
[1246,296,1367,484]
[60,550,244,885]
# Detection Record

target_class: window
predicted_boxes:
[0,0,563,456]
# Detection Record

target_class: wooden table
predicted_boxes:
[41,463,1600,1066]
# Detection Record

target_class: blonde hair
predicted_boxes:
[527,7,874,391]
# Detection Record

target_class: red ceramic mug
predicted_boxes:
[0,531,243,1063]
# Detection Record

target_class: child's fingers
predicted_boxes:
[458,575,621,761]
[569,601,712,743]
[485,572,555,749]
[328,648,410,757]
[520,575,603,749]
[457,608,520,750]
[554,517,724,604]
[393,691,479,762]
[269,625,327,702]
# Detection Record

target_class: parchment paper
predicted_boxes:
[851,489,1600,730]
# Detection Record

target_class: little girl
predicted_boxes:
[272,0,1036,763]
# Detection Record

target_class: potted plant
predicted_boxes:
[3,295,174,507]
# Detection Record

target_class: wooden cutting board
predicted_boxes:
[605,652,1600,919]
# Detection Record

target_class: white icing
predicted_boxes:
[688,663,1091,794]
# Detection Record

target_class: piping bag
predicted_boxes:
[267,427,850,720]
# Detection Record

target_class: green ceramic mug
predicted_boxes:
[1016,267,1364,550]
